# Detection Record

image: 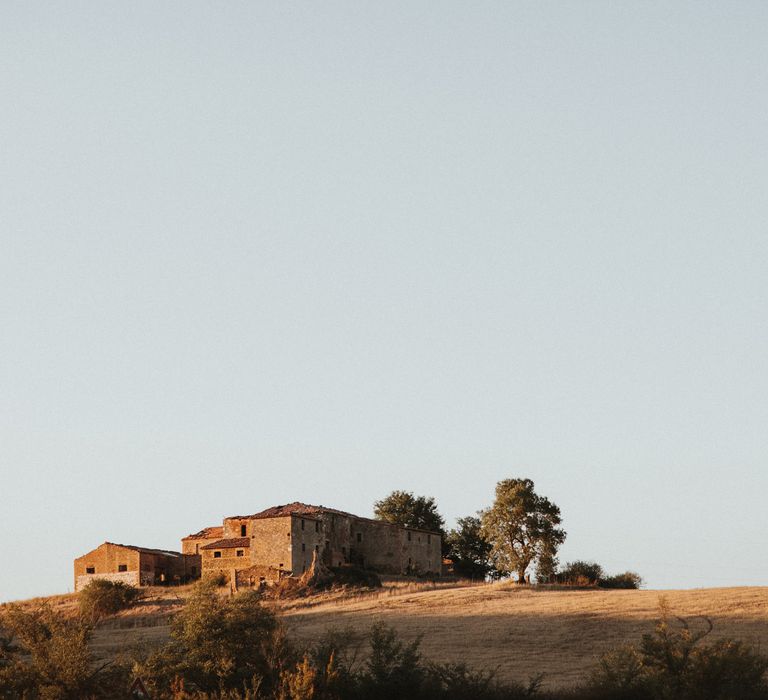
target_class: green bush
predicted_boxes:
[0,603,130,697]
[204,571,229,587]
[135,580,287,695]
[600,572,643,590]
[558,561,604,585]
[588,603,768,699]
[78,578,142,621]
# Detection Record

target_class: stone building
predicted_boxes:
[73,542,200,592]
[185,502,442,585]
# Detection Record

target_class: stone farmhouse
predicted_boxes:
[74,501,442,591]
[182,502,443,587]
[73,542,200,592]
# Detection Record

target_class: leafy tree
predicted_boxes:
[445,516,493,580]
[373,491,445,534]
[535,544,559,584]
[480,478,566,583]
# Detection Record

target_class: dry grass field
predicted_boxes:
[7,581,768,690]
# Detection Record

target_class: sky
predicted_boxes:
[1,2,767,602]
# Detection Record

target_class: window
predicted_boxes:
[236,550,244,557]
[118,564,127,572]
[407,531,411,541]
[301,543,306,552]
[315,521,319,532]
[86,566,95,574]
[356,532,362,543]
[214,551,222,559]
[241,524,247,536]
[301,519,305,530]
[428,534,431,544]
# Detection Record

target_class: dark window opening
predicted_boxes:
[428,535,431,544]
[315,521,319,532]
[86,566,95,574]
[356,532,362,543]
[407,531,412,541]
[236,550,244,557]
[118,564,127,572]
[241,524,247,536]
[302,543,306,552]
[301,519,305,530]
[214,551,222,559]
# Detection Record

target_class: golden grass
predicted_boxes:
[279,583,768,688]
[11,581,768,689]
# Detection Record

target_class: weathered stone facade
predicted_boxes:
[188,502,442,584]
[73,542,200,591]
[73,502,442,593]
[181,526,224,555]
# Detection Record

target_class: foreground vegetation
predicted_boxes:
[3,580,768,699]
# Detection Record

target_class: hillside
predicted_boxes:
[10,581,768,689]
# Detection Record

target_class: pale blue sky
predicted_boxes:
[1,2,767,602]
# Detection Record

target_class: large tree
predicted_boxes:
[373,490,445,534]
[480,478,566,583]
[445,516,493,580]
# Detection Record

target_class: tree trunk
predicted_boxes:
[517,565,528,584]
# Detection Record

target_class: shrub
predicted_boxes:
[203,571,229,587]
[329,566,382,589]
[79,578,142,621]
[0,603,130,697]
[600,572,643,590]
[135,580,288,695]
[588,602,768,699]
[558,561,604,586]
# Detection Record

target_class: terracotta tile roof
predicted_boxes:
[232,501,353,520]
[182,526,224,541]
[200,537,251,550]
[105,542,183,558]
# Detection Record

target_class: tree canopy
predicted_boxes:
[480,478,566,584]
[445,516,493,580]
[373,490,445,534]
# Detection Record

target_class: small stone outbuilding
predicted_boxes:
[73,542,200,592]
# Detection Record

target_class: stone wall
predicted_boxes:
[290,515,324,574]
[234,564,283,588]
[200,545,248,577]
[75,570,140,592]
[74,543,141,590]
[248,516,294,574]
[74,543,199,590]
